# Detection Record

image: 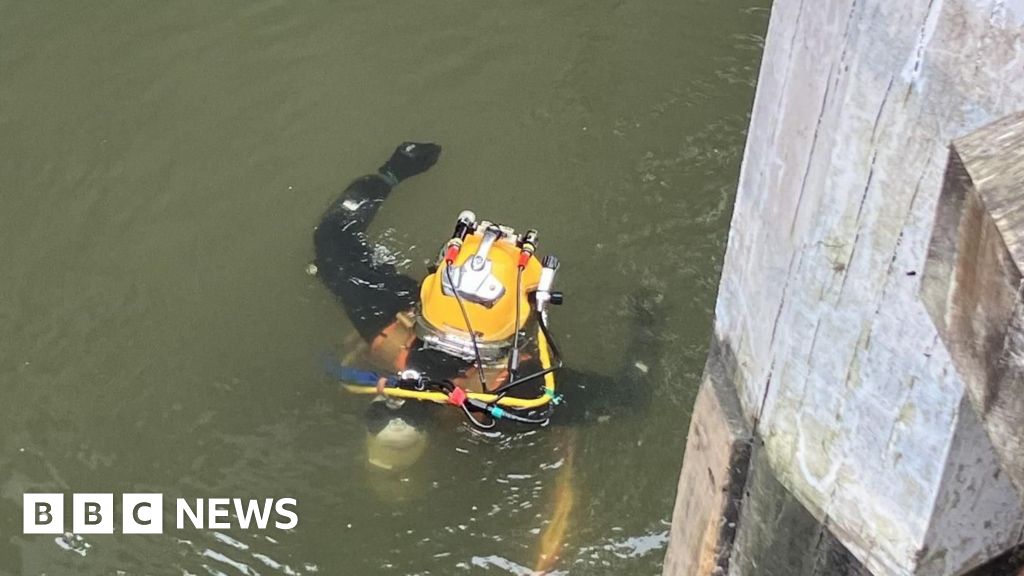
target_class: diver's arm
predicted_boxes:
[550,363,652,425]
[549,290,661,424]
[313,142,441,342]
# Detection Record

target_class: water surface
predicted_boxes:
[0,1,768,573]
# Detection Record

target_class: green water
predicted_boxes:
[0,1,768,574]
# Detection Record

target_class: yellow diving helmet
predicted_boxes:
[416,211,555,363]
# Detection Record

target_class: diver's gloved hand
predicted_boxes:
[378,142,442,185]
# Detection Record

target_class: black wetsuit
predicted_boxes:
[314,170,654,428]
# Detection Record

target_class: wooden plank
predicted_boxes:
[923,111,1024,501]
[663,339,752,576]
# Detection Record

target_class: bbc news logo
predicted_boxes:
[24,494,298,534]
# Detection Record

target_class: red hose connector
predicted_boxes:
[517,249,532,269]
[447,386,467,406]
[444,239,463,265]
[517,229,538,269]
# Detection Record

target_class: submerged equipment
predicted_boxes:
[337,210,565,430]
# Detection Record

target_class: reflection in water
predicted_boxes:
[0,0,769,573]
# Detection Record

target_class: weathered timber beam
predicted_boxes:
[922,111,1024,502]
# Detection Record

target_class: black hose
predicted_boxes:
[506,266,524,379]
[500,409,550,426]
[461,402,496,430]
[465,398,550,427]
[445,263,489,392]
[490,311,563,397]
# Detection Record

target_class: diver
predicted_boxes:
[314,141,657,471]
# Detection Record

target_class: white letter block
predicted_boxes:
[23,493,63,534]
[73,493,114,534]
[122,493,163,534]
